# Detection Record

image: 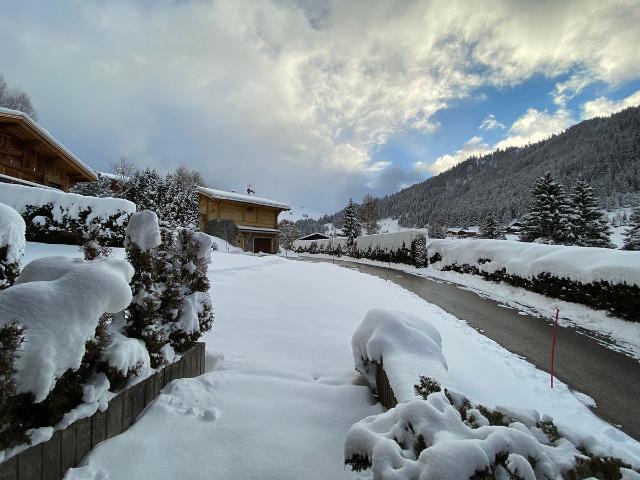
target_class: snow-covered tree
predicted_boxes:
[343,198,361,252]
[124,211,166,368]
[479,212,505,239]
[623,208,640,250]
[124,168,163,214]
[278,219,300,251]
[569,178,613,248]
[360,194,379,235]
[69,176,113,198]
[428,223,446,239]
[519,172,575,244]
[410,235,427,267]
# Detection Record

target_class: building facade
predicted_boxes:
[0,108,96,191]
[198,187,290,254]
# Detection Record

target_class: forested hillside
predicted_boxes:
[379,106,640,228]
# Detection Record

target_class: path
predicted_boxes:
[301,257,640,440]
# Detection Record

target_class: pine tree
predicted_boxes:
[80,222,113,260]
[124,168,163,213]
[622,208,640,250]
[278,219,300,251]
[519,172,575,244]
[569,178,613,248]
[428,223,446,239]
[479,212,505,239]
[342,198,361,253]
[69,176,113,198]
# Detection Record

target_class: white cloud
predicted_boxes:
[495,107,574,149]
[581,90,640,119]
[429,136,492,174]
[479,114,505,130]
[0,0,639,210]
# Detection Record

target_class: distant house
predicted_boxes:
[198,187,290,254]
[504,221,522,234]
[446,228,478,239]
[297,232,330,241]
[95,171,127,194]
[0,108,97,191]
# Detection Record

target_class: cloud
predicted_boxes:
[494,107,574,149]
[0,0,639,210]
[479,114,505,130]
[429,136,492,174]
[580,90,640,119]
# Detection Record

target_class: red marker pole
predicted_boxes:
[550,308,559,388]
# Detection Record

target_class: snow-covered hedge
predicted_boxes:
[295,230,428,267]
[0,183,135,246]
[345,309,640,479]
[428,239,640,320]
[0,203,25,289]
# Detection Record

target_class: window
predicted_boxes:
[247,207,254,212]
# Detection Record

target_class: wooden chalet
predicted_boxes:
[0,108,97,191]
[198,187,290,254]
[297,232,330,241]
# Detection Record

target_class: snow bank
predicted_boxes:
[101,331,151,377]
[428,238,640,287]
[0,257,134,402]
[125,210,161,251]
[356,229,426,253]
[0,182,135,224]
[293,236,347,251]
[0,203,26,265]
[352,309,449,402]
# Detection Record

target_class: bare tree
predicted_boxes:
[109,156,136,181]
[173,166,205,189]
[0,74,38,120]
[359,194,379,235]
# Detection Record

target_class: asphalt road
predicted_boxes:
[301,257,640,441]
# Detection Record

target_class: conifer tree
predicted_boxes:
[69,176,113,198]
[342,198,361,253]
[278,219,300,251]
[428,223,446,239]
[479,212,505,239]
[360,194,380,235]
[519,172,575,244]
[623,208,640,251]
[569,178,613,248]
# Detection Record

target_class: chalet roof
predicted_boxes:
[198,186,290,210]
[298,232,330,241]
[0,108,97,181]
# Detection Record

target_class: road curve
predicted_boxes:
[300,257,640,441]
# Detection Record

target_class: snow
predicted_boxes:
[207,234,242,253]
[357,229,426,253]
[429,238,640,286]
[0,256,134,402]
[281,204,327,222]
[198,186,290,210]
[101,331,151,377]
[0,182,135,224]
[177,292,207,334]
[125,210,161,251]
[63,248,640,479]
[293,236,347,251]
[0,203,26,264]
[352,309,448,402]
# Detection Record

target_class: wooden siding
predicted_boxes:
[0,120,93,191]
[198,194,283,231]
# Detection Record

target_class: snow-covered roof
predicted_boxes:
[198,186,290,210]
[236,224,280,234]
[0,173,57,190]
[96,171,129,182]
[0,108,97,181]
[298,232,330,240]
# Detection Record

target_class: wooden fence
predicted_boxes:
[374,361,397,410]
[0,342,206,480]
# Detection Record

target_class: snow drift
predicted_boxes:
[0,257,134,402]
[0,203,26,266]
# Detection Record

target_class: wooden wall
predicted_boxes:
[198,195,280,231]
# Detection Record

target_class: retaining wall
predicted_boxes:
[0,342,206,480]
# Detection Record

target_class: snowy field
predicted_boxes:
[19,243,639,478]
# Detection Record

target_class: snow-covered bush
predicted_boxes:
[0,203,25,289]
[623,209,640,251]
[345,309,640,479]
[80,221,113,260]
[0,183,135,246]
[124,211,214,366]
[0,320,27,449]
[428,239,640,320]
[0,256,134,449]
[355,230,427,267]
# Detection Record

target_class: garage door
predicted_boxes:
[253,237,272,253]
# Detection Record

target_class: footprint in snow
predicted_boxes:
[202,408,219,422]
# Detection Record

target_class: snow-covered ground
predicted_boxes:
[300,251,640,362]
[30,242,636,479]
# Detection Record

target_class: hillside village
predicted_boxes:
[1,3,640,480]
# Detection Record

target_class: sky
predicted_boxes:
[1,0,640,215]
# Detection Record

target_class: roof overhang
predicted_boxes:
[198,186,290,211]
[236,224,280,234]
[0,108,97,182]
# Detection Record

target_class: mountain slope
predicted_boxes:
[374,106,640,227]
